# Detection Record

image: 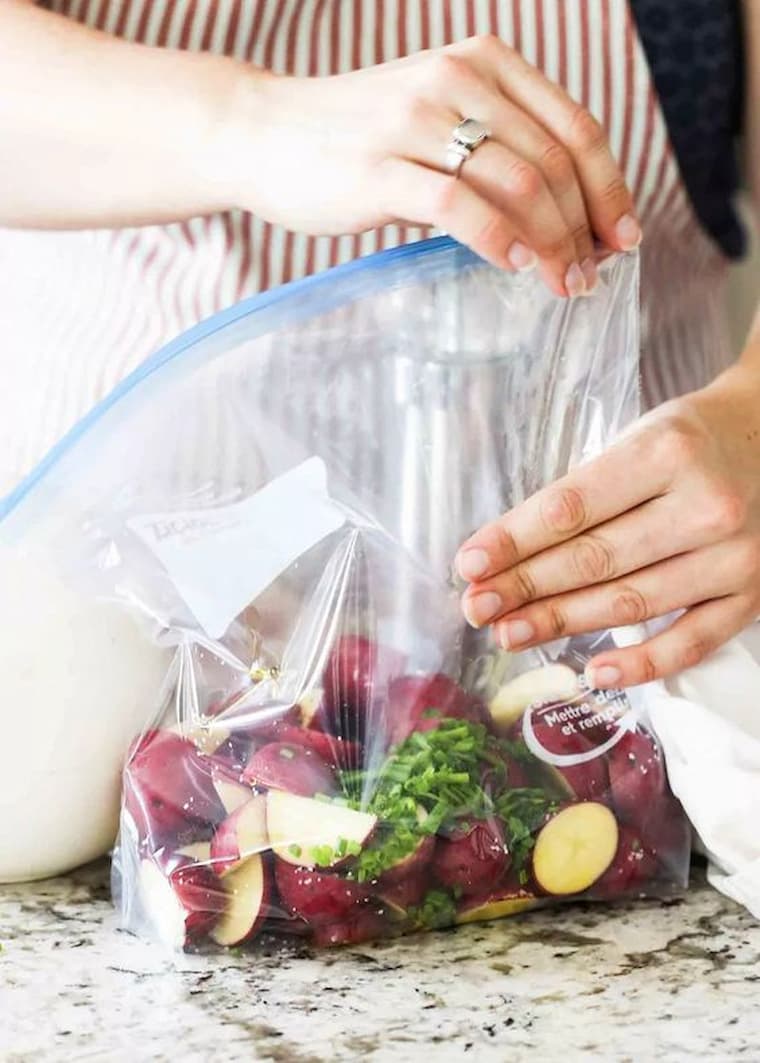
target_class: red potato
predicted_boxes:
[607,730,666,825]
[266,791,377,868]
[456,888,537,925]
[275,859,372,924]
[176,841,213,862]
[275,725,362,772]
[637,795,691,881]
[206,732,256,777]
[526,717,609,802]
[480,749,534,797]
[208,701,304,775]
[213,774,254,816]
[210,853,272,947]
[138,850,227,950]
[592,825,658,898]
[488,665,580,735]
[210,793,268,877]
[169,719,231,757]
[374,805,435,888]
[322,635,406,737]
[376,873,430,918]
[385,674,484,748]
[242,742,337,797]
[431,818,509,896]
[532,802,619,896]
[504,759,534,790]
[377,832,436,887]
[311,908,389,947]
[125,730,227,846]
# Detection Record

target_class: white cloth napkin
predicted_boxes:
[637,623,760,917]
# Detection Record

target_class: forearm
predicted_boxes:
[0,1,262,228]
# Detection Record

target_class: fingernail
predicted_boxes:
[499,619,535,649]
[507,241,538,272]
[564,262,586,298]
[464,591,502,628]
[614,213,642,251]
[581,257,598,292]
[457,548,490,581]
[587,664,622,689]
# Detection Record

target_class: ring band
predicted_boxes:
[445,117,490,177]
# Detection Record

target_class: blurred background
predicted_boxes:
[727,196,759,354]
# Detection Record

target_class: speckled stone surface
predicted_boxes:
[2,860,759,1062]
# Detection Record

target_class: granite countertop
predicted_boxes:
[2,861,759,1062]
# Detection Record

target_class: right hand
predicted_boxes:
[226,35,641,296]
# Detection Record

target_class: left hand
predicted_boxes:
[455,363,760,688]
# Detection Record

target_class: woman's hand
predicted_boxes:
[1,9,638,290]
[230,35,640,296]
[455,360,760,687]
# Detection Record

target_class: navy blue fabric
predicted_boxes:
[629,0,746,258]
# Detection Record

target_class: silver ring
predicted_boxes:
[445,117,490,177]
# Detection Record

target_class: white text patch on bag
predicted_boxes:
[128,457,345,638]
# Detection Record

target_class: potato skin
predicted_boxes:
[274,859,372,924]
[591,824,658,898]
[527,716,610,801]
[431,819,509,896]
[377,833,436,887]
[608,730,666,824]
[242,741,337,796]
[322,635,406,739]
[386,673,484,747]
[125,729,227,846]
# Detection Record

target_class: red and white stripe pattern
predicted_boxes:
[1,0,731,497]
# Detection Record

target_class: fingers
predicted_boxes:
[584,595,756,688]
[434,70,597,289]
[398,108,584,294]
[376,157,521,270]
[456,431,667,581]
[461,493,709,627]
[392,88,589,294]
[488,538,757,650]
[462,140,581,295]
[454,35,640,253]
[449,76,597,278]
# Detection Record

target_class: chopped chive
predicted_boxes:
[310,844,335,867]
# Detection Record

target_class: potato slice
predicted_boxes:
[456,892,537,924]
[532,802,618,896]
[267,791,377,868]
[488,664,579,734]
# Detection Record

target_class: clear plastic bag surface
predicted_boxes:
[1,237,690,946]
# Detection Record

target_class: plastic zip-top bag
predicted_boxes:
[0,237,690,948]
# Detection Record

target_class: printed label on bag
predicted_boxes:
[522,684,636,766]
[128,457,345,638]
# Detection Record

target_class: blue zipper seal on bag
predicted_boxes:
[1,235,473,522]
